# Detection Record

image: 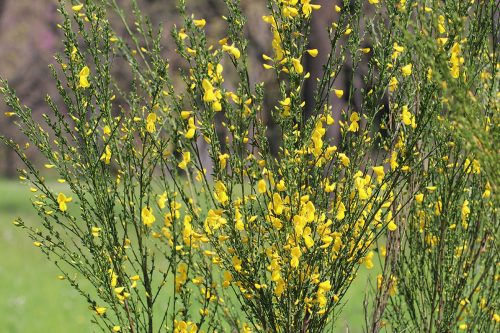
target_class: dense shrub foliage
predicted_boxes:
[1,0,498,332]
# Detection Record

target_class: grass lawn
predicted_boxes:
[0,178,375,332]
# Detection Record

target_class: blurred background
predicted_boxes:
[0,0,374,331]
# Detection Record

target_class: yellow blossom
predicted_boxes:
[57,193,72,212]
[142,206,156,226]
[307,49,318,57]
[146,112,157,133]
[91,227,101,237]
[389,76,398,91]
[218,153,229,169]
[338,153,350,167]
[401,63,412,76]
[336,201,346,220]
[257,179,267,194]
[185,117,196,139]
[72,4,84,12]
[95,306,107,316]
[334,89,344,98]
[222,44,241,59]
[482,182,491,198]
[157,191,168,209]
[78,66,90,88]
[233,256,242,272]
[193,19,206,28]
[290,246,301,268]
[364,251,375,269]
[100,145,112,164]
[372,166,385,183]
[214,181,229,204]
[348,112,360,132]
[450,43,462,79]
[387,212,397,231]
[301,0,321,18]
[178,151,191,170]
[292,58,304,74]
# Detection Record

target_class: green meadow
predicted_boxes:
[0,179,375,332]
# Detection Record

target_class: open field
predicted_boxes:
[0,178,375,332]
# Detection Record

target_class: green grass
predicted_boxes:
[0,178,374,332]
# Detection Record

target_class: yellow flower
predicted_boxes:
[204,209,227,234]
[415,193,424,204]
[233,256,242,272]
[401,105,415,127]
[387,212,397,231]
[178,151,191,170]
[180,111,192,119]
[222,44,241,59]
[336,202,346,220]
[95,306,107,316]
[78,66,90,88]
[311,120,326,157]
[276,179,286,191]
[389,76,398,91]
[283,6,299,18]
[364,251,374,269]
[257,179,267,194]
[146,112,157,133]
[372,166,385,183]
[57,192,72,212]
[214,181,229,205]
[338,153,350,167]
[290,246,301,268]
[185,117,196,139]
[269,192,284,215]
[307,49,318,57]
[292,58,304,74]
[390,151,399,170]
[103,125,111,136]
[482,182,491,198]
[461,200,470,222]
[401,63,412,76]
[202,79,216,103]
[450,43,462,79]
[301,0,321,18]
[174,320,198,333]
[193,19,206,28]
[218,153,229,169]
[317,280,331,310]
[464,158,481,174]
[72,4,84,12]
[142,206,155,227]
[348,112,360,132]
[157,191,168,209]
[91,227,101,237]
[368,0,379,4]
[434,200,442,216]
[100,145,112,164]
[303,227,315,248]
[279,97,291,116]
[334,89,344,98]
[222,270,233,288]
